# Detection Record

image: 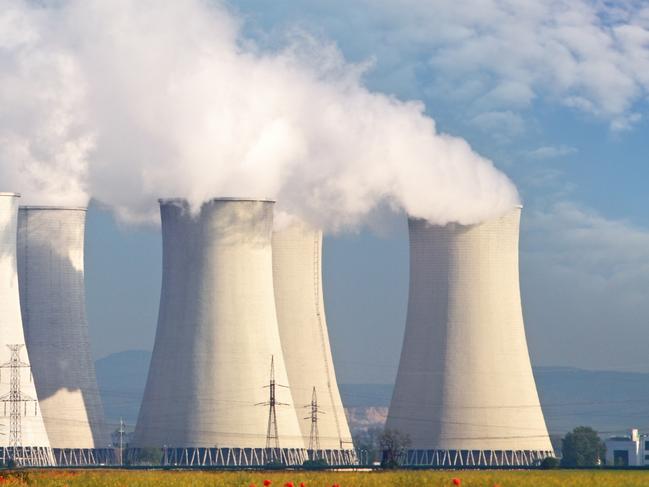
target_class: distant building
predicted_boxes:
[604,429,649,466]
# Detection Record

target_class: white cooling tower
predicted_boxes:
[272,222,355,465]
[386,207,553,466]
[134,198,306,466]
[0,193,54,466]
[17,207,112,465]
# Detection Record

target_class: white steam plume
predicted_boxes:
[0,2,92,206]
[0,0,519,228]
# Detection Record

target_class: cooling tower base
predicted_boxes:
[128,447,308,467]
[307,449,358,466]
[54,448,115,466]
[0,446,55,467]
[400,449,554,467]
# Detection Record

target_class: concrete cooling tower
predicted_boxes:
[17,207,112,466]
[386,207,553,466]
[0,193,54,466]
[272,222,355,465]
[134,198,306,466]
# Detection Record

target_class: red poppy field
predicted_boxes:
[1,469,649,486]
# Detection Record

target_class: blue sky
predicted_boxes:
[82,0,649,383]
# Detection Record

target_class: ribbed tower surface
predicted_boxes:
[17,207,112,466]
[0,194,54,466]
[386,207,553,467]
[133,198,306,466]
[272,222,356,465]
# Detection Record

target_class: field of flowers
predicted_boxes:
[2,469,649,486]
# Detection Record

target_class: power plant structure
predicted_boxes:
[17,206,112,465]
[133,198,307,466]
[0,193,54,466]
[272,222,356,465]
[386,206,553,466]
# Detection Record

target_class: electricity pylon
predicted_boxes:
[257,356,289,464]
[304,386,324,460]
[0,345,37,465]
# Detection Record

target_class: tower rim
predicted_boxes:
[158,197,275,205]
[19,206,87,212]
[408,204,524,225]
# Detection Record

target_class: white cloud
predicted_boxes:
[413,0,649,129]
[526,145,578,160]
[521,202,649,371]
[610,112,643,131]
[236,0,649,131]
[469,110,525,138]
[525,203,649,286]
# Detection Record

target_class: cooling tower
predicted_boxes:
[386,207,553,466]
[272,222,355,465]
[133,198,306,466]
[17,207,112,465]
[0,193,54,466]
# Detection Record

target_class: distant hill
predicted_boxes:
[341,368,649,435]
[534,366,649,435]
[95,350,152,427]
[95,351,649,436]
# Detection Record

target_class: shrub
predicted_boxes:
[540,456,560,469]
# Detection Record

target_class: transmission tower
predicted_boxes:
[118,417,126,466]
[304,386,324,460]
[0,344,37,465]
[257,356,288,464]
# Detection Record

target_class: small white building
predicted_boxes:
[604,429,649,466]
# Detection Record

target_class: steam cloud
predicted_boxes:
[0,0,519,228]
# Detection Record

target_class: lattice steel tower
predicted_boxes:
[0,345,36,464]
[305,387,323,458]
[258,356,288,463]
[0,193,53,466]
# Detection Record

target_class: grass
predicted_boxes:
[2,469,649,486]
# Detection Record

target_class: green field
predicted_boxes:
[2,470,649,487]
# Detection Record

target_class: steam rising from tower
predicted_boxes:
[0,193,54,466]
[133,198,306,466]
[17,206,111,465]
[0,0,518,229]
[386,207,553,466]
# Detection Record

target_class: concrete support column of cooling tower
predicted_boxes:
[272,222,356,465]
[386,207,553,466]
[133,198,306,466]
[0,193,54,466]
[17,207,112,466]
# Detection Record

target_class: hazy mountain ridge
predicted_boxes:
[96,351,649,435]
[95,350,151,428]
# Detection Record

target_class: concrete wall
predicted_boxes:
[134,199,305,450]
[387,207,552,453]
[0,194,53,456]
[17,207,110,451]
[605,438,639,466]
[272,222,353,452]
